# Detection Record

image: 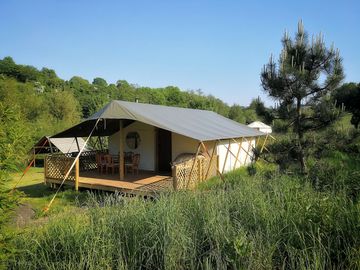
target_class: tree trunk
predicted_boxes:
[295,98,307,174]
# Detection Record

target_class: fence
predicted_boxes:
[172,154,218,190]
[45,154,76,182]
[44,150,103,183]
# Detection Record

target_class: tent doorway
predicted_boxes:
[156,129,172,173]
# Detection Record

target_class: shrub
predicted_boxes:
[308,152,360,201]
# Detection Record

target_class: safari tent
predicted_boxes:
[44,101,264,196]
[248,121,272,134]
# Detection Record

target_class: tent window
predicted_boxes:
[126,132,141,150]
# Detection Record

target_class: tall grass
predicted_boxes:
[9,169,360,269]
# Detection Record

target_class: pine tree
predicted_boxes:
[261,21,344,173]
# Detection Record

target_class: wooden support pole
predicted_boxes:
[233,138,243,169]
[75,137,80,152]
[269,134,276,141]
[33,148,36,167]
[172,165,177,191]
[198,158,203,181]
[260,133,269,154]
[75,158,79,191]
[187,142,201,189]
[44,156,48,184]
[204,141,217,180]
[98,136,103,151]
[221,139,243,169]
[49,138,54,154]
[200,142,224,181]
[222,140,245,169]
[244,137,254,165]
[119,120,125,180]
[221,140,231,174]
[232,138,253,160]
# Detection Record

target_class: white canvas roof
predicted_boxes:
[247,121,271,129]
[49,137,88,153]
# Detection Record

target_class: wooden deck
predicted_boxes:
[46,170,173,196]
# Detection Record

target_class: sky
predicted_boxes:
[1,0,359,106]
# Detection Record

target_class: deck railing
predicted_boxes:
[44,150,105,183]
[45,154,77,182]
[45,150,218,192]
[172,155,218,190]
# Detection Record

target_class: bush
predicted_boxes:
[308,152,360,201]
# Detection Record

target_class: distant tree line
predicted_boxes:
[0,56,267,144]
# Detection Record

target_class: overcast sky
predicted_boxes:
[1,0,359,106]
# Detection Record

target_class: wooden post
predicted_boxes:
[200,141,224,181]
[44,155,48,184]
[119,120,125,180]
[172,165,177,191]
[232,138,253,161]
[204,141,217,180]
[33,148,36,167]
[233,138,243,169]
[221,140,231,174]
[75,137,80,152]
[98,136,103,151]
[75,158,79,191]
[260,133,269,154]
[244,137,253,165]
[49,138,54,154]
[198,159,202,181]
[187,142,201,189]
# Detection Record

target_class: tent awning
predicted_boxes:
[32,136,90,154]
[52,101,264,141]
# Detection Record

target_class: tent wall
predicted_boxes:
[253,127,272,134]
[217,138,255,173]
[171,133,199,160]
[108,122,156,171]
[109,122,256,174]
[259,127,272,134]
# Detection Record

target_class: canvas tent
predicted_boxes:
[247,121,272,134]
[51,100,264,173]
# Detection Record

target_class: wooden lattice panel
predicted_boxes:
[174,155,218,190]
[79,150,98,171]
[45,154,76,181]
[203,155,218,179]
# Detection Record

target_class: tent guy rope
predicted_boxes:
[9,138,49,193]
[43,118,101,213]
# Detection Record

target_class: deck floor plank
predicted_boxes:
[46,170,172,195]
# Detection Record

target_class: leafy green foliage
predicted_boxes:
[333,82,360,128]
[0,102,29,267]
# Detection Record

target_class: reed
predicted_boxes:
[9,169,360,269]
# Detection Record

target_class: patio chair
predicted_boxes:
[124,151,134,163]
[105,154,119,174]
[96,153,107,174]
[125,154,140,175]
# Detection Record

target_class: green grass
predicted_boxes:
[8,167,86,220]
[7,166,360,270]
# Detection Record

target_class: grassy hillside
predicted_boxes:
[1,56,360,269]
[7,164,360,269]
